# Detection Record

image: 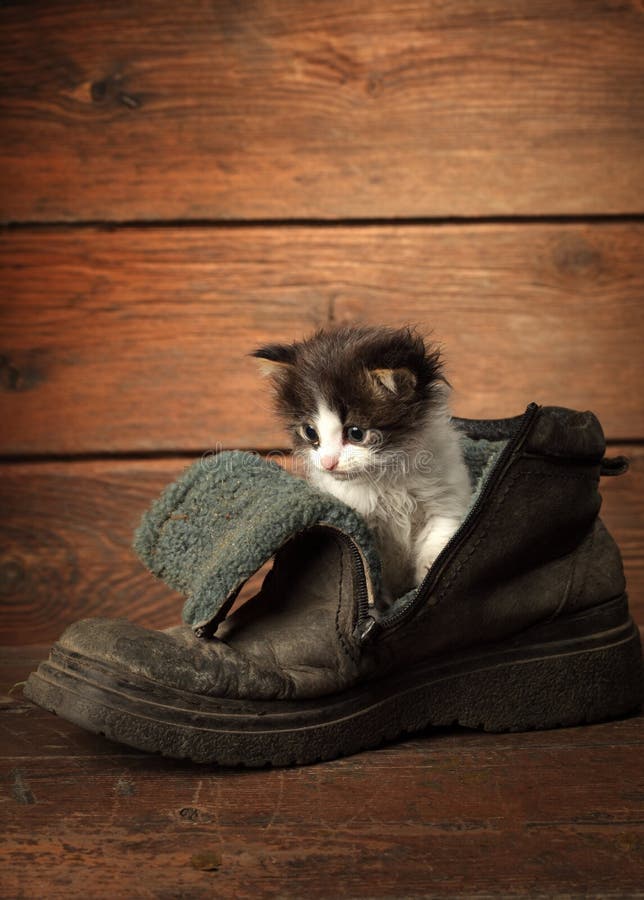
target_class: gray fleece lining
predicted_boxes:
[462,436,506,500]
[133,439,507,630]
[134,452,382,630]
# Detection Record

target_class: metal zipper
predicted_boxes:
[339,533,372,632]
[355,402,541,645]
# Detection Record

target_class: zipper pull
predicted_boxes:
[355,616,380,645]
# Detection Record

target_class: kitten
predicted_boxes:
[252,325,471,605]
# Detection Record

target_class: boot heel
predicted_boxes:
[453,620,643,733]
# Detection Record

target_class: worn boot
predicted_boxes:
[25,404,642,766]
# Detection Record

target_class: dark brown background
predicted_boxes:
[1,0,643,644]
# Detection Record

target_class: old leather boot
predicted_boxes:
[25,404,643,766]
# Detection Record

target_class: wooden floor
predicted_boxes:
[1,646,643,899]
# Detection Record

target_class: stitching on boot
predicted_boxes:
[432,470,524,605]
[434,468,596,607]
[541,540,584,624]
[562,521,596,616]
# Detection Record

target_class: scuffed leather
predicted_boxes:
[59,529,366,700]
[525,406,605,461]
[374,410,613,671]
[566,519,626,613]
[58,406,628,702]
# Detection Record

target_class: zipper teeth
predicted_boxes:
[369,402,540,636]
[344,537,370,621]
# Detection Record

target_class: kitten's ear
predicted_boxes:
[369,367,417,395]
[250,343,297,378]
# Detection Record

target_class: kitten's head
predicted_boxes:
[252,325,447,480]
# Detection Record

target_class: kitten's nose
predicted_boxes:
[321,455,339,471]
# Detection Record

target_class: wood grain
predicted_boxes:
[2,647,643,898]
[0,458,186,646]
[1,1,644,222]
[1,446,641,645]
[2,222,643,455]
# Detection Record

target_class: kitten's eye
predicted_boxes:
[346,425,365,444]
[302,424,319,444]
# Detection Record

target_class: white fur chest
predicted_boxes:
[312,471,419,586]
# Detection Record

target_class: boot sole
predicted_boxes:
[24,601,643,767]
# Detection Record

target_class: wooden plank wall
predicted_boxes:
[1,0,643,644]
